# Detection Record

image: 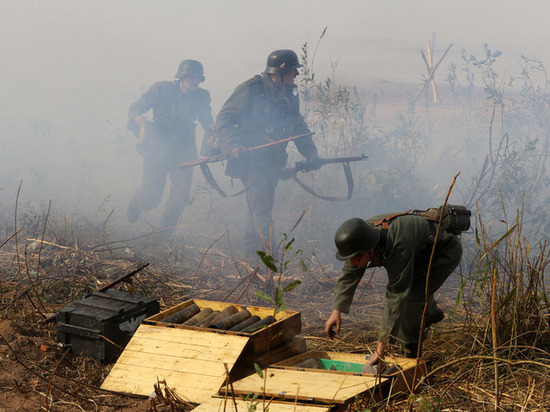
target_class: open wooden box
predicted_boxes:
[101,300,427,410]
[227,350,427,409]
[101,299,305,404]
[143,298,301,355]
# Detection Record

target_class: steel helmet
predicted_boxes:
[175,59,205,81]
[265,49,302,74]
[334,218,380,261]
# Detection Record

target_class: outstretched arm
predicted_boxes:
[324,309,341,339]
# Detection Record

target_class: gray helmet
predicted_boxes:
[265,49,302,74]
[334,218,380,261]
[175,59,205,81]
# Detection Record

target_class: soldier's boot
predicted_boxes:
[425,306,445,328]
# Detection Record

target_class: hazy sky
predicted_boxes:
[1,0,549,216]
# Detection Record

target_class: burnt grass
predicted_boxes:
[0,222,549,411]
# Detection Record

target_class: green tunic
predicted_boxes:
[333,214,462,355]
[214,73,318,255]
[126,80,213,228]
[127,80,213,145]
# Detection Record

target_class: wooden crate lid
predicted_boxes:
[230,368,380,405]
[192,397,331,411]
[101,324,249,403]
[229,351,426,405]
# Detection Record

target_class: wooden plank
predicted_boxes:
[192,397,331,411]
[263,351,427,403]
[119,329,245,356]
[230,368,382,404]
[231,336,307,382]
[103,372,215,403]
[118,321,246,347]
[112,350,239,375]
[101,324,249,403]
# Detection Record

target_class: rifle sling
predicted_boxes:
[201,160,356,201]
[199,163,246,198]
[290,162,354,201]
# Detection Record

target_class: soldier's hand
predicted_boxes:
[134,115,147,126]
[368,341,386,366]
[306,155,323,171]
[228,145,245,159]
[325,309,342,339]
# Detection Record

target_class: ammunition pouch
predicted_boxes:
[443,204,471,235]
[411,204,472,235]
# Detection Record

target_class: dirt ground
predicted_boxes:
[0,229,467,412]
[1,83,545,411]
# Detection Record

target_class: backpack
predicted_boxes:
[374,204,471,235]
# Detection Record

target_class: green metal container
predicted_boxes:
[318,359,365,373]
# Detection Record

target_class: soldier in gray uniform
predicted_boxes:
[325,213,463,365]
[127,59,214,230]
[215,49,320,257]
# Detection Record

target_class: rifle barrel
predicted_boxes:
[320,154,368,165]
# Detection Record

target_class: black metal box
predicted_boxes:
[56,290,159,362]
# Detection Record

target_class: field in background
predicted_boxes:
[1,42,550,410]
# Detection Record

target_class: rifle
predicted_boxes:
[179,132,314,169]
[280,154,368,201]
[42,263,150,324]
[280,154,367,180]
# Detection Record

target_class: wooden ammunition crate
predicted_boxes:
[101,298,303,403]
[101,302,428,410]
[144,298,301,355]
[229,350,427,408]
[56,290,159,362]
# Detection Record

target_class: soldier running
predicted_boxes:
[127,59,214,231]
[214,49,320,259]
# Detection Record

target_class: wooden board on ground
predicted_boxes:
[100,324,249,403]
[230,351,427,405]
[192,397,331,411]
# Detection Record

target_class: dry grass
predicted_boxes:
[0,202,549,411]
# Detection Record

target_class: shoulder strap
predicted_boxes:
[373,210,412,230]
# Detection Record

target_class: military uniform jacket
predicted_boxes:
[215,73,318,178]
[127,80,213,151]
[333,214,434,341]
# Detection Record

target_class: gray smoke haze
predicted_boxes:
[1,0,549,248]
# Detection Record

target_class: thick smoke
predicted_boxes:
[2,1,550,258]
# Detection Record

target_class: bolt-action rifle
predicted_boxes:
[280,154,368,201]
[179,132,314,198]
[179,132,314,170]
[280,154,367,180]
